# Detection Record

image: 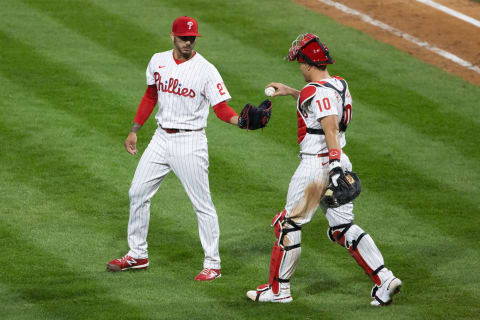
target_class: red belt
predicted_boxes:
[301,150,343,158]
[161,126,195,134]
[319,149,343,157]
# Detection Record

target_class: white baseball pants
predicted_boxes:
[127,127,221,269]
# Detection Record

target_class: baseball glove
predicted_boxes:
[238,99,272,130]
[322,171,362,208]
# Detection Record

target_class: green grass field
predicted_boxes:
[1,0,479,319]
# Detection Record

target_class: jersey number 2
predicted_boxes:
[217,82,226,95]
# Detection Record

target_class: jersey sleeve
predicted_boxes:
[204,65,231,106]
[311,87,341,121]
[145,54,156,86]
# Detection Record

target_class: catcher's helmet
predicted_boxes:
[287,33,335,66]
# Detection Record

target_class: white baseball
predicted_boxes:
[265,87,275,97]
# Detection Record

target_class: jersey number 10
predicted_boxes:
[316,98,352,127]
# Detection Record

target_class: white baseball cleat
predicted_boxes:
[246,284,293,303]
[370,277,402,306]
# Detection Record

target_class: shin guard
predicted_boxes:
[268,210,302,294]
[328,223,386,286]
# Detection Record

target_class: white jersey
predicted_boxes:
[296,76,352,155]
[146,50,231,130]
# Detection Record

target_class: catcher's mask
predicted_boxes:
[287,33,335,66]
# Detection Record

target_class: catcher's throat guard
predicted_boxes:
[322,171,361,208]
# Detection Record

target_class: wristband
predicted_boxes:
[328,148,341,163]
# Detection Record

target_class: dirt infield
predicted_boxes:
[295,0,480,85]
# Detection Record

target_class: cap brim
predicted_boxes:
[174,32,202,37]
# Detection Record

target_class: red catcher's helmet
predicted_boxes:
[287,33,334,66]
[172,16,201,37]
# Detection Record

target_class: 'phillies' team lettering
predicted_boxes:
[154,72,196,98]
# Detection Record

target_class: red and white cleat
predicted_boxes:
[194,268,221,281]
[106,255,149,271]
[246,284,293,303]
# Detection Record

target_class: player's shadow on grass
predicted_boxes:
[303,277,340,294]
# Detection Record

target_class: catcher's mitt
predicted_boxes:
[238,99,272,130]
[322,171,361,208]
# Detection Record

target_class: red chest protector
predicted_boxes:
[296,77,350,144]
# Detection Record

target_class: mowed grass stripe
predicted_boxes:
[350,100,479,202]
[339,58,480,161]
[0,33,130,141]
[19,0,161,70]
[0,224,153,320]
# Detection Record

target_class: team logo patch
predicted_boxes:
[187,21,193,30]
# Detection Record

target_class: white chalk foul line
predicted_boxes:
[317,0,480,74]
[415,0,480,28]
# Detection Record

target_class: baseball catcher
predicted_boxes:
[246,33,401,306]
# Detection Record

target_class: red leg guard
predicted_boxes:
[331,230,346,247]
[348,246,382,286]
[268,210,288,295]
[268,241,285,295]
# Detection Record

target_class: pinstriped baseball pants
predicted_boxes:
[279,153,389,284]
[127,127,221,269]
[285,153,355,226]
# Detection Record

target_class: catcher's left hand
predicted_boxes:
[238,99,272,130]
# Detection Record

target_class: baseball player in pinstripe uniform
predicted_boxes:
[246,34,402,305]
[106,16,259,281]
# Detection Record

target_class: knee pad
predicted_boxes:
[327,222,353,247]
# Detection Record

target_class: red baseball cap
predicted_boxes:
[172,16,201,37]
